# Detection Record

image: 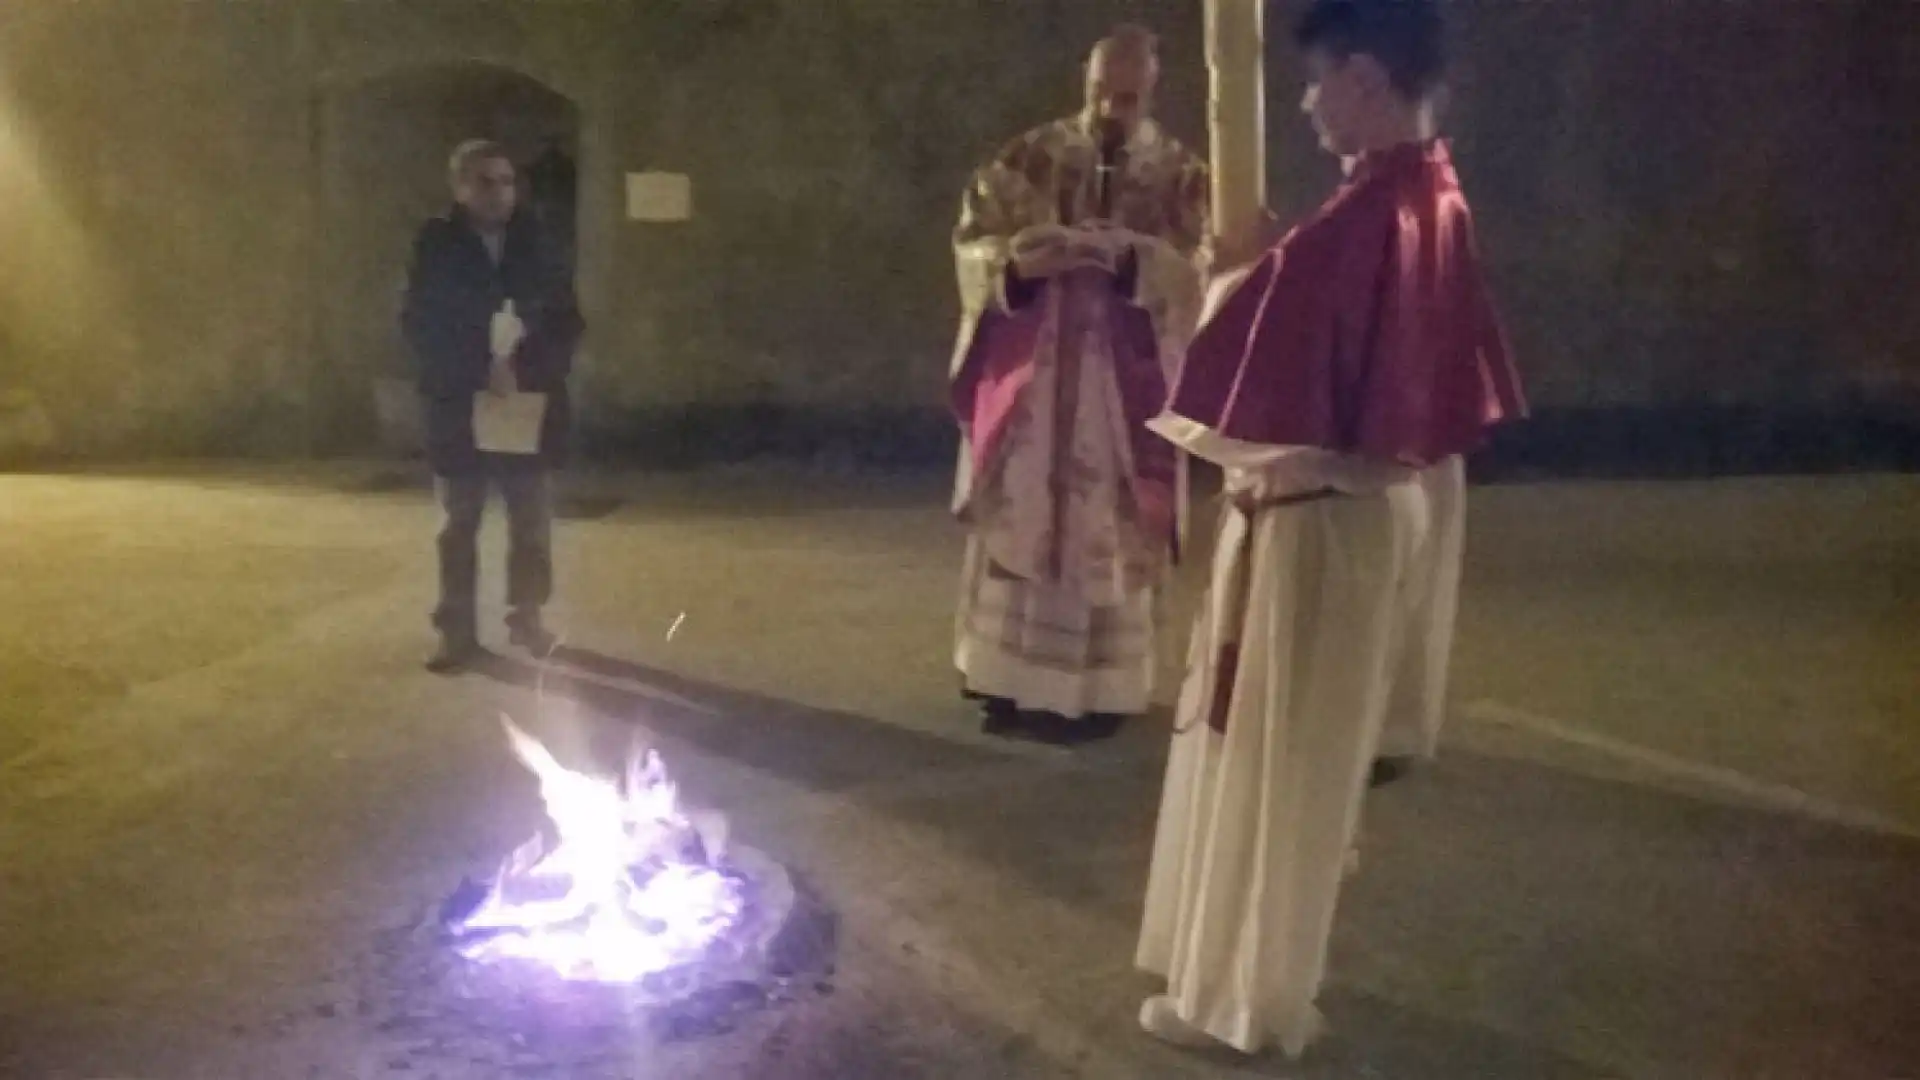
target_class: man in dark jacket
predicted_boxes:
[402,139,584,673]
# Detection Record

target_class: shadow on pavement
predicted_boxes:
[478,646,1920,1078]
[482,645,1017,793]
[1162,986,1619,1079]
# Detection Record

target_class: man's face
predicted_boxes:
[1300,49,1372,157]
[1085,47,1157,135]
[455,157,517,227]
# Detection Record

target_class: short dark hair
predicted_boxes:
[1293,0,1445,100]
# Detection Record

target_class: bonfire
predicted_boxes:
[444,718,754,986]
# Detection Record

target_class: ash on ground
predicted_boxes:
[325,865,837,1075]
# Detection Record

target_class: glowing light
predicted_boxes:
[451,718,744,983]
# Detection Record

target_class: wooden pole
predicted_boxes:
[1204,0,1267,247]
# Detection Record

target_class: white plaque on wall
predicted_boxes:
[625,171,692,222]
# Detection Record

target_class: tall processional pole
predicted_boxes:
[1204,0,1268,248]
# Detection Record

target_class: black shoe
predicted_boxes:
[1017,711,1086,747]
[1032,712,1129,746]
[1369,756,1413,788]
[979,696,1023,736]
[978,700,1072,743]
[983,708,1128,746]
[507,617,558,656]
[425,637,482,675]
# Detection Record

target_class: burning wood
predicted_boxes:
[443,717,759,986]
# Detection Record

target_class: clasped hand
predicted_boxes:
[1012,221,1127,280]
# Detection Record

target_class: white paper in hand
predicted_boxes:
[473,391,547,455]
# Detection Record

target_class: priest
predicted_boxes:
[948,24,1210,743]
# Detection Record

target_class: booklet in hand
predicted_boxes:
[473,392,546,456]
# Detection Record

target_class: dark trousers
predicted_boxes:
[433,466,553,641]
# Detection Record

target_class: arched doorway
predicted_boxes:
[312,61,581,456]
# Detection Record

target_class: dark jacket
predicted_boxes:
[400,207,584,474]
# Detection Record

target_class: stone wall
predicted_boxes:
[1,0,1916,469]
[1,2,318,456]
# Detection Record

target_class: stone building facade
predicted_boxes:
[1,0,1915,469]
